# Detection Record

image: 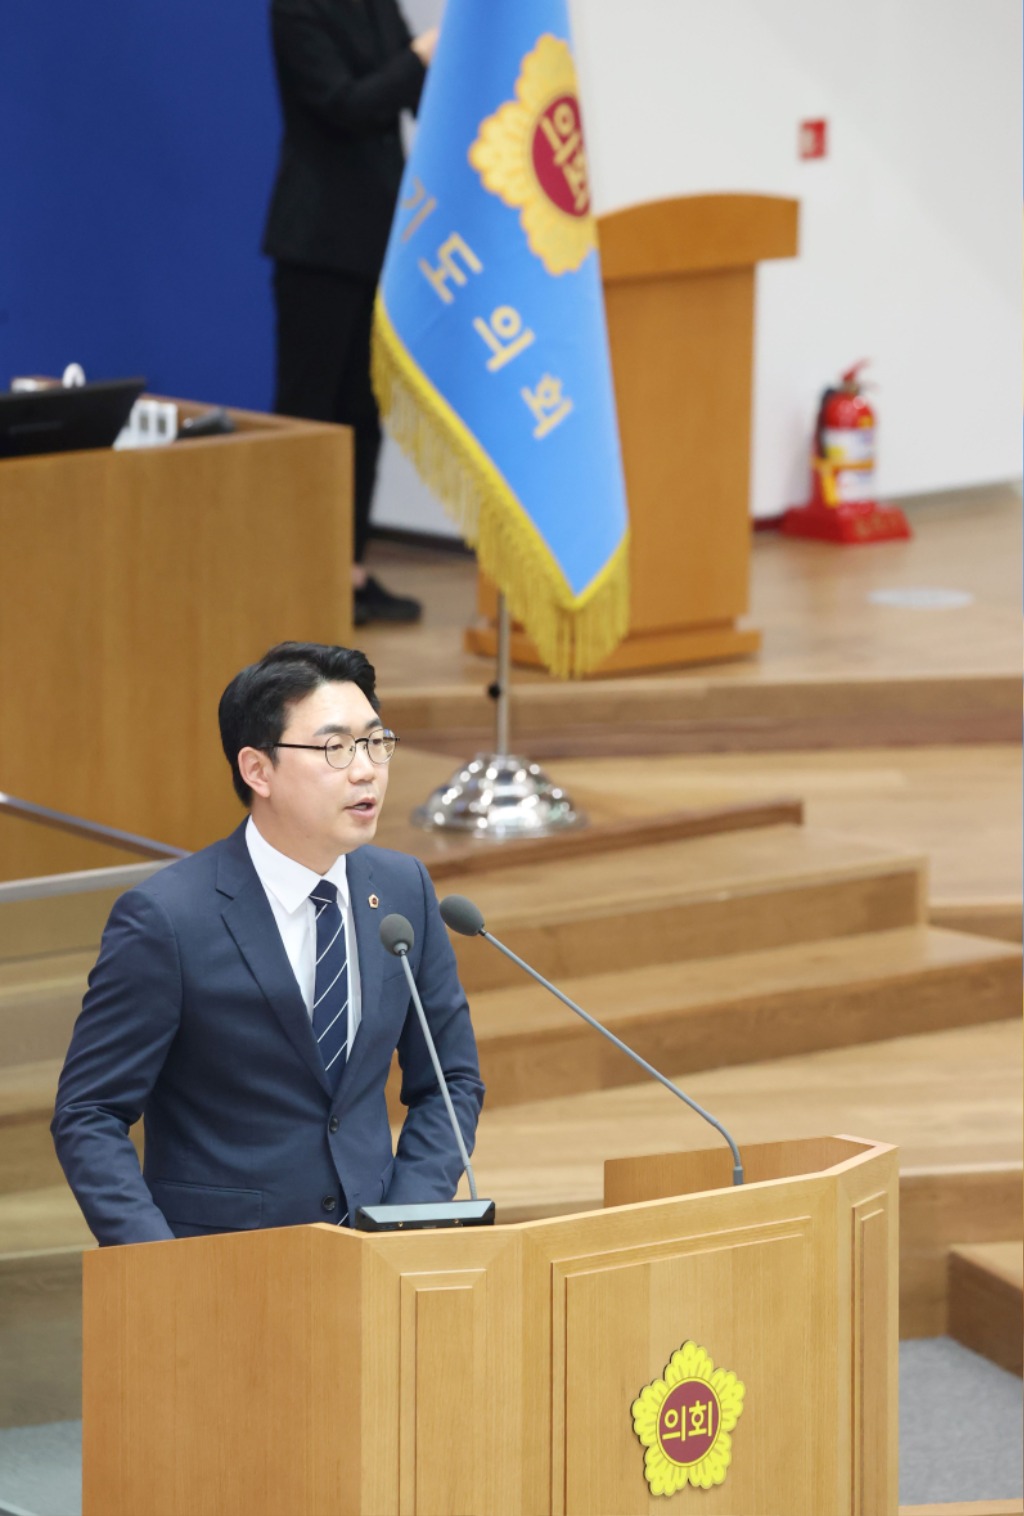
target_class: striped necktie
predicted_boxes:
[309,880,349,1091]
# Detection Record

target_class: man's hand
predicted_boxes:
[410,27,439,66]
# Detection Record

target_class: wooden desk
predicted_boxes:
[0,401,351,862]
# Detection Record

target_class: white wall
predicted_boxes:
[374,0,1022,533]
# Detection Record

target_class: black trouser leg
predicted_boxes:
[273,262,379,566]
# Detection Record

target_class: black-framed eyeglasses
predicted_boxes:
[272,730,400,770]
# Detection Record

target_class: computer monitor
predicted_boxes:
[0,378,146,459]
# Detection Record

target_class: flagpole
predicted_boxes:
[411,597,585,839]
[494,593,511,756]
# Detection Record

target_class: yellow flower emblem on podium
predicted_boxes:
[469,34,596,275]
[632,1340,745,1496]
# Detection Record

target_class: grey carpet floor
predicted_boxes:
[898,1337,1022,1504]
[0,1338,1020,1515]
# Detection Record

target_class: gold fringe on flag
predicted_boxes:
[371,294,629,679]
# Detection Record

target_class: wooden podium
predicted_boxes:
[466,194,799,675]
[0,400,352,869]
[82,1135,897,1516]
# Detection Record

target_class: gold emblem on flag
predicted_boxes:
[469,34,596,275]
[631,1340,745,1496]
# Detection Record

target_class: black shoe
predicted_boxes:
[354,575,422,625]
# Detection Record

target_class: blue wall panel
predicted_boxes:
[1,2,280,410]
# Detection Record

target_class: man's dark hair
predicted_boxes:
[218,642,380,806]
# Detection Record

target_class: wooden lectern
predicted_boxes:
[466,193,799,675]
[83,1135,897,1515]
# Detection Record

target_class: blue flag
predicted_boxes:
[372,0,629,678]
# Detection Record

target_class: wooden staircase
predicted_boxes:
[0,810,1020,1429]
[463,925,1018,1107]
[432,824,1019,1106]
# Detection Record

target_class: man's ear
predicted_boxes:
[238,746,273,800]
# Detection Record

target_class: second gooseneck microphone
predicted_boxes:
[379,913,479,1200]
[439,894,745,1186]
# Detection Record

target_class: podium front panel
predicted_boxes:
[83,1138,896,1515]
[524,1186,840,1515]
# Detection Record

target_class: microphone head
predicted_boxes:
[439,895,485,937]
[380,913,414,956]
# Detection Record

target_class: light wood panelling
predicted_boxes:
[948,1241,1024,1375]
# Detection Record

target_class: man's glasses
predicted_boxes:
[272,730,400,770]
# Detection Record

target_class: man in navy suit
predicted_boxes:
[52,642,484,1246]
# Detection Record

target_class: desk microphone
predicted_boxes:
[439,894,745,1186]
[362,914,494,1231]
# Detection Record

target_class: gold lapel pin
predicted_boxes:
[368,894,379,909]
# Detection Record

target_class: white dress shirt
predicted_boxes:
[245,817,362,1053]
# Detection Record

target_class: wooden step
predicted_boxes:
[384,672,1021,753]
[0,1184,92,1430]
[0,1186,94,1427]
[9,926,1018,1192]
[0,1244,87,1426]
[1,1022,1019,1427]
[465,925,1021,1107]
[898,1167,1023,1340]
[462,1020,1022,1221]
[375,746,807,876]
[0,950,94,1066]
[0,827,928,1064]
[930,899,1023,946]
[900,1503,1024,1515]
[0,1058,144,1196]
[444,823,927,992]
[948,1241,1024,1375]
[0,860,162,961]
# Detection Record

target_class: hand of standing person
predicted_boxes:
[410,27,438,66]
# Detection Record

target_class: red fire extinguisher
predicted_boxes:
[783,361,910,543]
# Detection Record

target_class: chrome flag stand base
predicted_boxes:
[412,597,586,839]
[412,751,583,837]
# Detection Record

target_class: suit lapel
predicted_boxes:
[217,828,330,1097]
[336,847,383,1103]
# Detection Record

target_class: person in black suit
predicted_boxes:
[263,0,438,625]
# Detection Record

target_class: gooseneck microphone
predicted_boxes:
[439,895,745,1186]
[379,913,479,1201]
